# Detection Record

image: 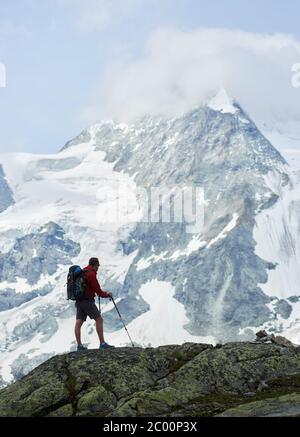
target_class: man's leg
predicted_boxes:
[75,319,84,345]
[95,316,105,344]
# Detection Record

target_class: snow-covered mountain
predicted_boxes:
[0,164,14,213]
[1,89,300,388]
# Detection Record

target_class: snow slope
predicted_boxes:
[253,149,300,343]
[207,88,238,115]
[106,280,215,348]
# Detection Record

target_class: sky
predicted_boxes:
[1,0,300,154]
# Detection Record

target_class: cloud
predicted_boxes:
[80,26,300,131]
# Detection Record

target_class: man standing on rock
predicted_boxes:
[75,257,115,351]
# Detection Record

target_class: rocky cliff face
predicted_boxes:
[0,342,300,417]
[79,102,291,342]
[0,222,80,313]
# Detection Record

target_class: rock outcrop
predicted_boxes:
[0,341,300,417]
[255,330,296,347]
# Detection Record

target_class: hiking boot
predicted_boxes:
[77,344,88,351]
[99,342,115,349]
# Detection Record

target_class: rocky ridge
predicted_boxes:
[0,340,300,417]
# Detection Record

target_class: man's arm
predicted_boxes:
[89,270,112,298]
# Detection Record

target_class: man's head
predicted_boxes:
[89,257,100,272]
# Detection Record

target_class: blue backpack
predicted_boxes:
[67,265,88,301]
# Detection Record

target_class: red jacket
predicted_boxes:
[83,265,110,299]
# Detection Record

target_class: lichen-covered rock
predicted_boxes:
[0,342,300,417]
[218,392,300,417]
[273,336,295,348]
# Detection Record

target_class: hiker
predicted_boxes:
[74,257,114,351]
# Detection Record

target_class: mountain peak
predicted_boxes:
[207,87,238,115]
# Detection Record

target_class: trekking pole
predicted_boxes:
[110,297,135,347]
[98,296,101,315]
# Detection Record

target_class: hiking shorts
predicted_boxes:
[75,299,100,321]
